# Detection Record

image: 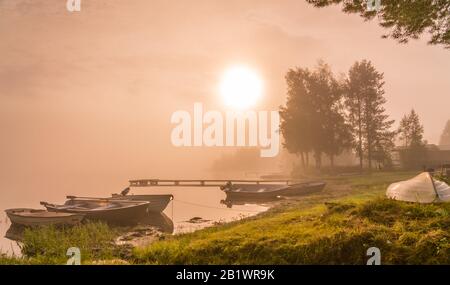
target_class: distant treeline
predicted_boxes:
[279,59,438,171]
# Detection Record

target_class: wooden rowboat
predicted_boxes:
[40,199,149,224]
[221,181,326,200]
[110,194,173,213]
[65,194,173,213]
[5,208,85,227]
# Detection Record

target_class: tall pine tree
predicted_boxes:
[345,60,395,170]
[439,120,450,146]
[397,109,426,169]
[398,109,425,148]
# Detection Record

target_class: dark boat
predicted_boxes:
[110,194,173,213]
[40,199,149,224]
[5,223,25,242]
[220,196,282,208]
[221,181,326,200]
[66,193,173,213]
[135,212,174,233]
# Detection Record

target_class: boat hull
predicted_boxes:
[110,194,173,213]
[223,182,326,200]
[5,208,84,227]
[139,212,174,233]
[43,200,149,224]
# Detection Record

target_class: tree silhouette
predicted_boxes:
[345,60,395,170]
[439,120,450,145]
[397,109,427,169]
[398,109,425,147]
[306,0,450,48]
[280,61,352,169]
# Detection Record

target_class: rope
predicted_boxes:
[172,198,265,213]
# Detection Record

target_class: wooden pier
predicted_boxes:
[129,179,301,187]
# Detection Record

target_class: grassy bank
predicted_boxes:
[0,222,125,265]
[132,171,449,264]
[2,171,449,265]
[132,198,449,264]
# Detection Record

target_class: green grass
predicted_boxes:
[0,255,31,265]
[0,222,124,265]
[2,171,448,265]
[132,198,449,264]
[132,171,450,265]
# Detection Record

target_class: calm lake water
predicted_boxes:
[0,186,270,256]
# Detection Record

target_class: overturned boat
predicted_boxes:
[386,172,450,203]
[41,198,149,224]
[221,181,326,200]
[5,208,85,227]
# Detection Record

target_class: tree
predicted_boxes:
[280,68,314,168]
[439,120,450,145]
[280,61,352,169]
[372,130,396,169]
[398,114,412,147]
[397,109,426,169]
[306,0,450,49]
[323,109,354,168]
[344,60,395,170]
[398,109,425,147]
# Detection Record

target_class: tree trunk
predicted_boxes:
[300,152,305,168]
[367,137,372,170]
[314,151,322,169]
[330,154,335,170]
[358,100,363,172]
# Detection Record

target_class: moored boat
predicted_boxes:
[110,193,173,213]
[221,181,326,200]
[66,193,173,213]
[5,208,85,227]
[40,199,149,224]
[220,196,282,208]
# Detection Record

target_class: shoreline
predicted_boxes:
[3,171,449,265]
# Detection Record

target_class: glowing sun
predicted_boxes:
[219,66,263,109]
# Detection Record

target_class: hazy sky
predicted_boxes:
[0,0,449,201]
